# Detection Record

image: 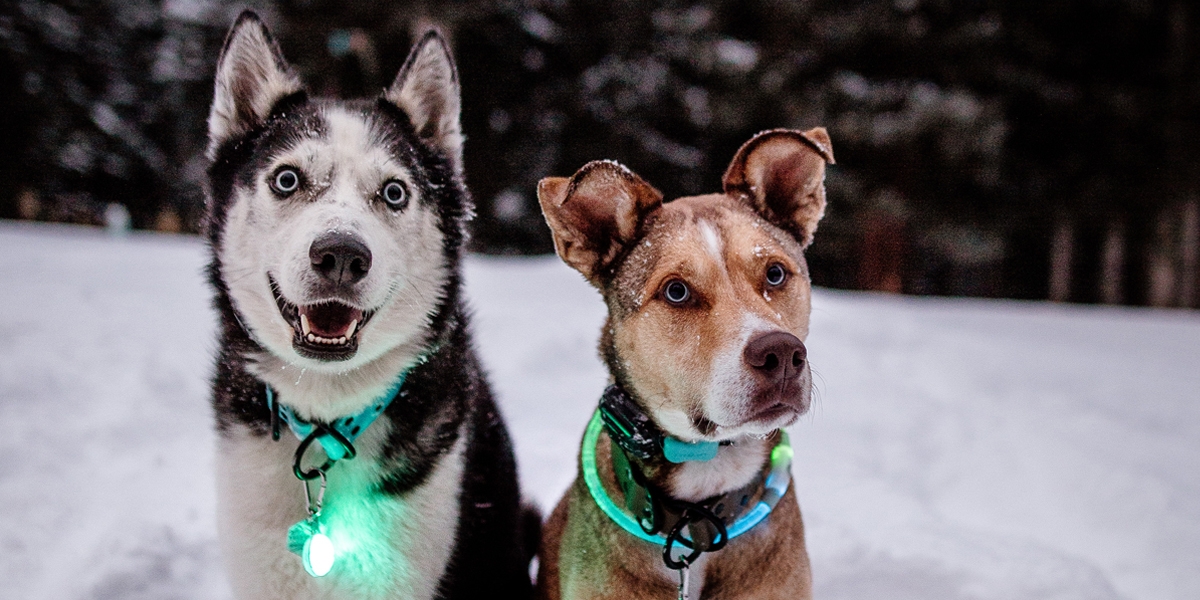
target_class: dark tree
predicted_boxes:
[0,0,274,230]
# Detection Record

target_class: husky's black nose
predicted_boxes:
[310,232,372,284]
[743,331,806,383]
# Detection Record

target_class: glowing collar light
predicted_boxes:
[580,410,793,546]
[270,370,411,578]
[286,513,335,577]
[304,531,335,577]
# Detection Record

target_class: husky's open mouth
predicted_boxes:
[269,276,375,361]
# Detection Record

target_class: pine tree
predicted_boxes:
[0,0,274,230]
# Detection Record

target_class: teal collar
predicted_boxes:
[581,409,793,547]
[266,371,407,460]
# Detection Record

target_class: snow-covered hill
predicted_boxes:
[1,221,1197,599]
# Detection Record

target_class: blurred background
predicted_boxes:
[2,0,1199,308]
[3,4,1199,598]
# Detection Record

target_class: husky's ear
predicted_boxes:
[538,161,663,283]
[206,11,302,159]
[384,31,463,173]
[722,128,835,248]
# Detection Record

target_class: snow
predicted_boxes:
[1,221,1198,599]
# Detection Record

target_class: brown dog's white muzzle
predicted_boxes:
[742,330,809,419]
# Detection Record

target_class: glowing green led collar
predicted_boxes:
[581,410,793,546]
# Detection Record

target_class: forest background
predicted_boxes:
[3,0,1198,307]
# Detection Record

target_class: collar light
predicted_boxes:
[270,368,413,579]
[303,530,336,577]
[288,515,335,577]
[581,409,793,546]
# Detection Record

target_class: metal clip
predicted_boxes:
[302,469,327,516]
[676,564,690,600]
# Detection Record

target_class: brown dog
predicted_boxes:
[535,129,834,599]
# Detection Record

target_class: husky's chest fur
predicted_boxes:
[209,316,492,600]
[215,411,466,599]
[203,12,530,600]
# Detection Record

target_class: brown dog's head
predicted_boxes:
[539,128,834,442]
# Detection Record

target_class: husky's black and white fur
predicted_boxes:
[204,12,532,599]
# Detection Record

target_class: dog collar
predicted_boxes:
[266,371,407,460]
[263,369,409,578]
[598,384,723,463]
[581,409,793,550]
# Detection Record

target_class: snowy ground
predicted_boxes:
[1,221,1197,600]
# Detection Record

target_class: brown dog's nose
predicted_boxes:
[310,232,372,285]
[743,331,806,383]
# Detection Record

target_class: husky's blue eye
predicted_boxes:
[381,180,408,209]
[663,279,690,305]
[272,168,300,195]
[766,263,787,286]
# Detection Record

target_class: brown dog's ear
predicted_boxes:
[538,160,663,282]
[722,128,835,248]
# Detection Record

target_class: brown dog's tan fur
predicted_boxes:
[536,129,834,599]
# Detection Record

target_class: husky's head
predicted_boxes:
[205,12,466,375]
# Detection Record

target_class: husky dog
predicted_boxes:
[204,12,532,599]
[535,129,834,599]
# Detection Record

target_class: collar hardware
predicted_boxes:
[266,371,407,462]
[263,369,410,578]
[580,408,793,552]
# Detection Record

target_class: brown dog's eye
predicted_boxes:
[765,263,788,287]
[663,279,691,305]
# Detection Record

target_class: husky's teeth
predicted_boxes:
[300,313,311,335]
[302,330,353,347]
[346,319,358,338]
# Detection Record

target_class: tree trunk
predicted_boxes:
[1179,198,1199,308]
[1100,218,1125,304]
[1049,215,1074,302]
[1147,209,1178,307]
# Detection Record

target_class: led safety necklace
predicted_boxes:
[265,370,408,577]
[581,404,793,599]
[581,409,793,546]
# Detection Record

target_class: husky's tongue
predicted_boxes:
[300,302,363,338]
